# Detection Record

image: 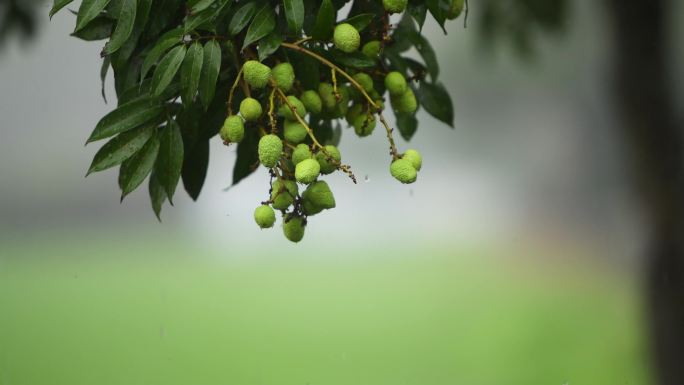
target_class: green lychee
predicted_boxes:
[353,73,375,93]
[283,215,305,243]
[345,103,364,124]
[302,181,336,210]
[390,88,417,114]
[295,158,321,184]
[284,120,308,144]
[243,60,271,89]
[390,158,417,184]
[219,115,245,143]
[271,179,298,210]
[362,40,382,58]
[383,0,407,14]
[333,23,360,53]
[271,62,295,92]
[352,114,376,137]
[258,134,283,168]
[318,83,337,110]
[402,149,422,171]
[315,145,341,175]
[330,86,350,118]
[384,71,408,96]
[291,144,312,165]
[254,205,276,229]
[239,97,263,122]
[278,95,307,121]
[447,0,464,19]
[301,90,323,115]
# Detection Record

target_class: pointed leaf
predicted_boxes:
[71,16,113,41]
[140,28,184,83]
[119,134,160,198]
[155,120,184,202]
[283,0,304,34]
[407,0,427,30]
[87,98,164,143]
[232,128,259,186]
[151,45,187,97]
[180,42,204,104]
[342,13,374,32]
[87,123,156,174]
[242,4,276,49]
[425,0,449,34]
[50,0,75,18]
[312,0,335,41]
[417,82,453,127]
[257,30,283,61]
[149,172,167,220]
[75,0,113,32]
[396,112,418,141]
[104,0,137,54]
[198,40,221,109]
[182,139,209,200]
[228,1,257,36]
[190,0,215,13]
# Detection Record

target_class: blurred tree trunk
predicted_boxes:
[607,0,684,384]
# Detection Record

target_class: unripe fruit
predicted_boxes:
[254,205,276,229]
[385,71,408,96]
[390,158,417,184]
[391,88,418,114]
[303,181,336,210]
[330,86,350,118]
[318,83,337,110]
[220,115,245,143]
[352,114,376,137]
[271,62,295,92]
[402,149,422,171]
[239,97,263,122]
[353,73,374,93]
[447,0,465,20]
[362,40,382,58]
[383,0,407,14]
[258,134,283,168]
[291,144,312,165]
[301,90,323,115]
[284,120,308,144]
[243,60,271,89]
[278,95,307,121]
[295,158,321,184]
[333,23,360,53]
[316,145,341,175]
[345,104,364,124]
[271,179,298,210]
[283,215,305,243]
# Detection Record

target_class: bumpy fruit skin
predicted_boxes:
[283,216,305,243]
[258,134,283,168]
[318,82,337,110]
[390,158,417,184]
[383,0,407,14]
[353,114,376,137]
[254,205,276,229]
[271,179,298,210]
[243,60,271,89]
[447,0,465,19]
[345,104,364,124]
[239,98,263,122]
[385,71,408,96]
[291,144,312,165]
[362,40,382,58]
[279,95,307,121]
[330,86,350,118]
[295,158,321,184]
[316,145,341,175]
[353,73,374,93]
[402,149,422,171]
[284,120,308,144]
[391,88,418,114]
[301,90,323,115]
[303,181,336,210]
[333,23,361,53]
[220,115,245,143]
[272,62,295,91]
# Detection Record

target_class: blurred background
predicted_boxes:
[3,1,683,384]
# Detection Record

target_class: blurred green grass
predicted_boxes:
[0,239,652,385]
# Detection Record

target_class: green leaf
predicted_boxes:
[312,0,335,41]
[100,57,110,102]
[184,0,230,33]
[396,112,418,141]
[425,0,450,33]
[75,0,112,32]
[417,82,453,127]
[243,3,276,49]
[283,0,305,34]
[228,1,257,36]
[342,13,374,32]
[407,0,427,30]
[151,45,187,97]
[50,0,75,19]
[412,34,439,81]
[119,133,160,199]
[155,120,184,202]
[326,50,375,68]
[198,40,222,109]
[140,28,184,83]
[182,139,209,200]
[232,128,259,186]
[87,123,156,175]
[71,16,113,41]
[189,0,215,13]
[148,172,167,221]
[87,98,165,143]
[257,31,283,61]
[104,0,137,54]
[181,42,204,104]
